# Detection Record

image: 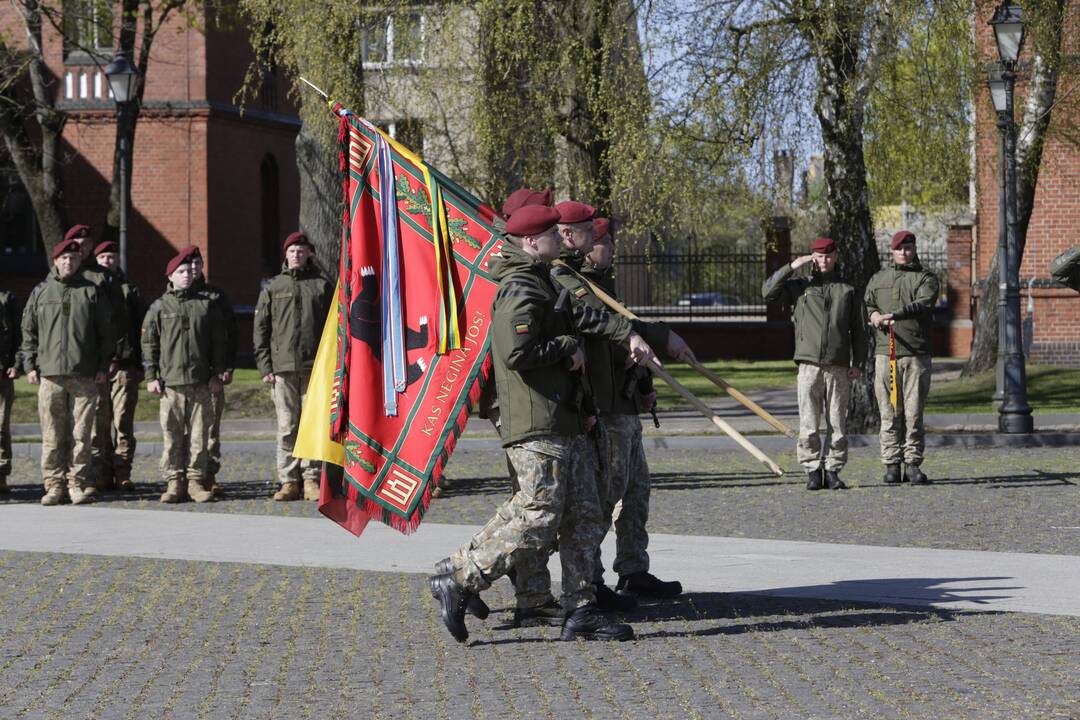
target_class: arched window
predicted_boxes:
[260,153,280,275]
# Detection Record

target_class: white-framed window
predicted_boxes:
[62,0,114,59]
[361,10,424,68]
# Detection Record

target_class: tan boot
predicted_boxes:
[160,479,185,503]
[68,485,96,505]
[303,478,321,502]
[273,481,301,501]
[188,478,214,503]
[40,486,65,506]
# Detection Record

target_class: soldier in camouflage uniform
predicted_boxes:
[21,238,115,505]
[763,237,867,490]
[142,252,227,503]
[0,289,20,495]
[90,241,144,490]
[865,231,940,485]
[254,232,334,502]
[429,205,658,643]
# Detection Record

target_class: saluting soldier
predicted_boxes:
[865,230,940,485]
[254,232,334,502]
[142,251,227,503]
[0,289,20,494]
[430,205,647,643]
[90,241,144,490]
[20,238,115,505]
[763,237,867,490]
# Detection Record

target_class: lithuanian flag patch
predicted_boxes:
[514,321,530,334]
[574,287,589,298]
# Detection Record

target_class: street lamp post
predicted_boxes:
[105,51,138,275]
[988,3,1033,433]
[988,64,1007,405]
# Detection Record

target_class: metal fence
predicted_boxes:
[617,245,949,321]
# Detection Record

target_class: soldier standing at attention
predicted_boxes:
[20,238,115,505]
[0,289,20,495]
[187,247,237,496]
[429,204,648,644]
[254,232,334,502]
[142,252,227,503]
[91,241,144,490]
[763,237,867,490]
[865,230,940,485]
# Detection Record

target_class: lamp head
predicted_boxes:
[989,2,1025,67]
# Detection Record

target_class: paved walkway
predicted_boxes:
[3,504,1077,618]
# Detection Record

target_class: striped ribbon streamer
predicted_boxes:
[377,134,406,415]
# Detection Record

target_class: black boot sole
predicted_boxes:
[429,575,469,643]
[560,626,634,641]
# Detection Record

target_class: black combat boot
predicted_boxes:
[560,604,634,642]
[616,572,683,598]
[906,464,931,485]
[512,599,565,628]
[434,558,490,619]
[824,470,847,490]
[806,468,824,491]
[883,464,902,484]
[594,581,637,612]
[429,572,471,643]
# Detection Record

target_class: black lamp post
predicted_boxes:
[988,64,1007,405]
[988,2,1033,433]
[105,50,138,275]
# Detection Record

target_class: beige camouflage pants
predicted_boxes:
[159,383,211,483]
[90,369,140,484]
[39,375,98,491]
[452,435,603,610]
[207,382,225,479]
[0,375,13,479]
[595,413,651,578]
[272,371,320,484]
[796,363,851,472]
[874,354,932,466]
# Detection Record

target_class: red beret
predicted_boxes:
[891,230,916,249]
[555,200,595,225]
[501,187,553,218]
[165,252,193,277]
[592,218,611,241]
[52,238,82,259]
[94,240,118,255]
[283,231,313,252]
[64,224,91,243]
[176,245,202,263]
[505,205,561,237]
[811,237,836,254]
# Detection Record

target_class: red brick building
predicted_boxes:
[0,4,300,355]
[970,0,1080,365]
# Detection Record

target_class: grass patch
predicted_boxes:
[653,360,797,410]
[924,364,1080,415]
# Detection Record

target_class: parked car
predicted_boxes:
[676,292,742,307]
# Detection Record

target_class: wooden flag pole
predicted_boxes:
[553,260,796,437]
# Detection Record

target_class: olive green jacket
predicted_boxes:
[192,276,238,370]
[20,268,115,377]
[141,285,228,386]
[1050,246,1080,293]
[253,262,334,376]
[864,261,940,358]
[0,291,21,372]
[763,264,868,367]
[111,269,144,368]
[80,260,127,363]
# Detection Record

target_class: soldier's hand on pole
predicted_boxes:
[568,347,586,372]
[870,311,895,328]
[26,370,40,385]
[627,332,658,367]
[147,379,163,396]
[262,373,276,386]
[5,367,15,379]
[666,331,697,364]
[848,367,863,379]
[108,361,119,379]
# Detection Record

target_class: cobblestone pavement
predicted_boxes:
[4,445,1078,555]
[0,550,1076,720]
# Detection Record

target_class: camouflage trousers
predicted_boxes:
[207,382,225,479]
[38,375,98,491]
[452,435,603,611]
[0,375,12,479]
[796,363,852,472]
[159,383,211,483]
[593,414,652,579]
[272,371,320,485]
[90,368,140,484]
[874,354,932,466]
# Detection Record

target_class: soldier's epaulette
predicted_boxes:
[496,280,546,302]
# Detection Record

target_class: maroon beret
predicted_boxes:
[556,200,595,225]
[176,245,202,263]
[283,231,313,252]
[811,237,836,254]
[52,238,82,259]
[891,230,916,249]
[501,187,554,218]
[94,240,118,256]
[64,224,91,243]
[592,218,611,241]
[165,252,193,277]
[505,205,561,237]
